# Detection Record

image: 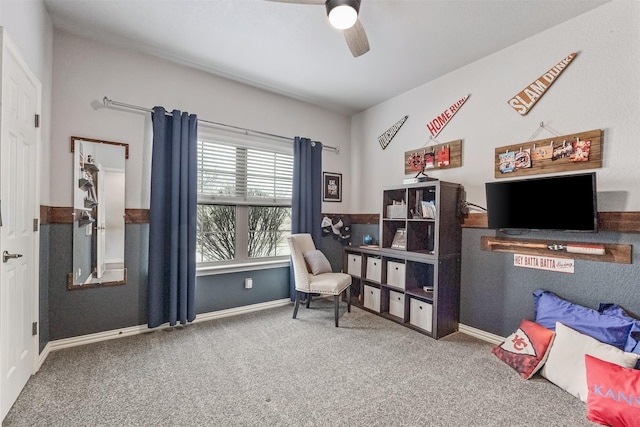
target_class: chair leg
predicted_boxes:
[306,293,312,309]
[347,286,351,313]
[334,295,340,327]
[293,291,301,319]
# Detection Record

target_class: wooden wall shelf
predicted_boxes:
[480,236,632,264]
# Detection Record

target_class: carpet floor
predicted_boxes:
[4,298,595,426]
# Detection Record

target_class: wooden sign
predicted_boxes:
[508,52,577,116]
[514,254,574,274]
[426,95,469,138]
[493,128,601,178]
[404,139,462,175]
[378,115,408,150]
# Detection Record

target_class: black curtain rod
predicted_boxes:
[102,97,339,153]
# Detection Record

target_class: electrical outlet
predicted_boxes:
[244,277,253,289]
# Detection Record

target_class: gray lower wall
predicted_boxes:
[461,228,640,338]
[321,223,640,339]
[196,269,290,313]
[47,224,148,340]
[39,220,640,347]
[42,223,291,343]
[38,225,50,353]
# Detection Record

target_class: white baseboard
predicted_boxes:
[37,343,51,370]
[36,303,503,371]
[38,298,291,368]
[458,323,504,345]
[191,299,291,324]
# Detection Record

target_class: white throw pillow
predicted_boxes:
[540,322,640,402]
[303,250,332,275]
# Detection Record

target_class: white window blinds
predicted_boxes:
[197,139,293,206]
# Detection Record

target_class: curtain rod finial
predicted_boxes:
[90,99,104,110]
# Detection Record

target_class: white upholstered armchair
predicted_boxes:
[287,233,351,327]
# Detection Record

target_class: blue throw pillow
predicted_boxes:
[598,303,640,354]
[533,289,634,351]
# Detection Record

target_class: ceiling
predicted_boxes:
[43,0,609,116]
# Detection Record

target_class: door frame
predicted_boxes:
[0,26,42,420]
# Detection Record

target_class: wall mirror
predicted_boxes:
[69,136,128,288]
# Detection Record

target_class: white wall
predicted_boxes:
[0,0,53,205]
[50,30,352,212]
[350,1,640,214]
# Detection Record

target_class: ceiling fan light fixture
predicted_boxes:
[326,0,360,30]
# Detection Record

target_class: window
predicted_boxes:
[196,134,293,269]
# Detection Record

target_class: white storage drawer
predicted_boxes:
[347,254,362,277]
[386,261,406,289]
[389,290,405,319]
[366,257,382,282]
[409,298,433,332]
[363,285,381,313]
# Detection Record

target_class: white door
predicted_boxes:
[0,29,41,421]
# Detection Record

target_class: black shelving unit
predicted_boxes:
[344,180,463,339]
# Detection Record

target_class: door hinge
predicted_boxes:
[35,114,40,128]
[33,218,39,232]
[32,322,38,336]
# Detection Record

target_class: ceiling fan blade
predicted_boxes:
[343,18,370,57]
[264,0,325,4]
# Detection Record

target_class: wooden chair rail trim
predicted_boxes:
[327,212,640,233]
[41,208,640,233]
[463,211,640,233]
[41,206,149,224]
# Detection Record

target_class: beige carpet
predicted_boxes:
[5,298,594,426]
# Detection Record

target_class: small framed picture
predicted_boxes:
[323,172,342,202]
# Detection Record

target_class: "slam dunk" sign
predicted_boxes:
[508,52,577,116]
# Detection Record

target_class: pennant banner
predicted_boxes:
[508,52,577,116]
[378,115,408,149]
[426,95,469,138]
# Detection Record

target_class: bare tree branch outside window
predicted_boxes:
[196,205,236,262]
[248,206,291,258]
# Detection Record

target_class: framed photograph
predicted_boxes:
[323,172,342,202]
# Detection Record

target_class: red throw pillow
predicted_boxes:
[492,319,555,379]
[585,354,640,427]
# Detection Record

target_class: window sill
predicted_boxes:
[196,259,291,276]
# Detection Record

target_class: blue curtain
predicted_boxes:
[290,136,323,299]
[148,107,198,328]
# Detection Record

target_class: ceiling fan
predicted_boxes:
[267,0,370,57]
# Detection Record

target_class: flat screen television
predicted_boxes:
[485,172,597,232]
